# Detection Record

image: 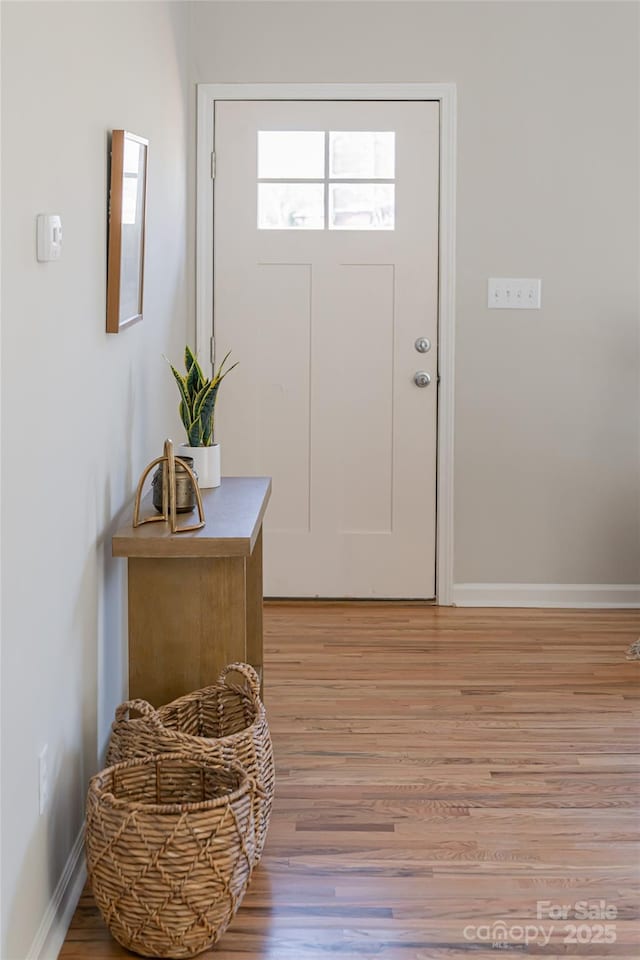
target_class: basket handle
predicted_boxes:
[249,776,268,801]
[153,754,266,798]
[218,662,261,700]
[114,699,165,729]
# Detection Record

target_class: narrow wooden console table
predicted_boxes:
[112,476,271,706]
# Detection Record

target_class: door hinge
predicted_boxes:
[210,336,215,366]
[210,151,216,179]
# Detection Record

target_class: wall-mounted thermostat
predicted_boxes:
[36,214,63,262]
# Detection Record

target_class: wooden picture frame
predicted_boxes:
[106,130,148,333]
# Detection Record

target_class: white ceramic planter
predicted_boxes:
[179,443,221,489]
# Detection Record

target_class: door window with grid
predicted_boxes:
[257,131,395,230]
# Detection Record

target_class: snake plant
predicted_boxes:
[167,345,238,447]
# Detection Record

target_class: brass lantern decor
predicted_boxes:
[133,439,205,533]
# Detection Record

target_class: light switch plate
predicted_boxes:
[488,278,541,309]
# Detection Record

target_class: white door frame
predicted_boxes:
[195,82,457,605]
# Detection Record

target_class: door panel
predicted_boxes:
[334,264,394,533]
[213,100,439,597]
[255,263,311,533]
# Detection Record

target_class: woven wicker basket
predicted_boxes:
[106,662,274,863]
[86,753,258,958]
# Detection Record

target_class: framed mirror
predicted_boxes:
[106,130,148,333]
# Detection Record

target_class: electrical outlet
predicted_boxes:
[39,745,48,814]
[488,278,542,309]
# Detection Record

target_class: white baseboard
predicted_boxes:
[26,824,86,960]
[452,583,640,608]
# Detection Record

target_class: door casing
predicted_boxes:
[195,82,457,605]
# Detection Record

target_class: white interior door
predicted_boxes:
[213,100,439,598]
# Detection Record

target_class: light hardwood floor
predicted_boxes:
[60,603,640,959]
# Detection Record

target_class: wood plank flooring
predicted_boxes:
[60,603,640,959]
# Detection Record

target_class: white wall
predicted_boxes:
[0,3,189,956]
[189,0,640,589]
